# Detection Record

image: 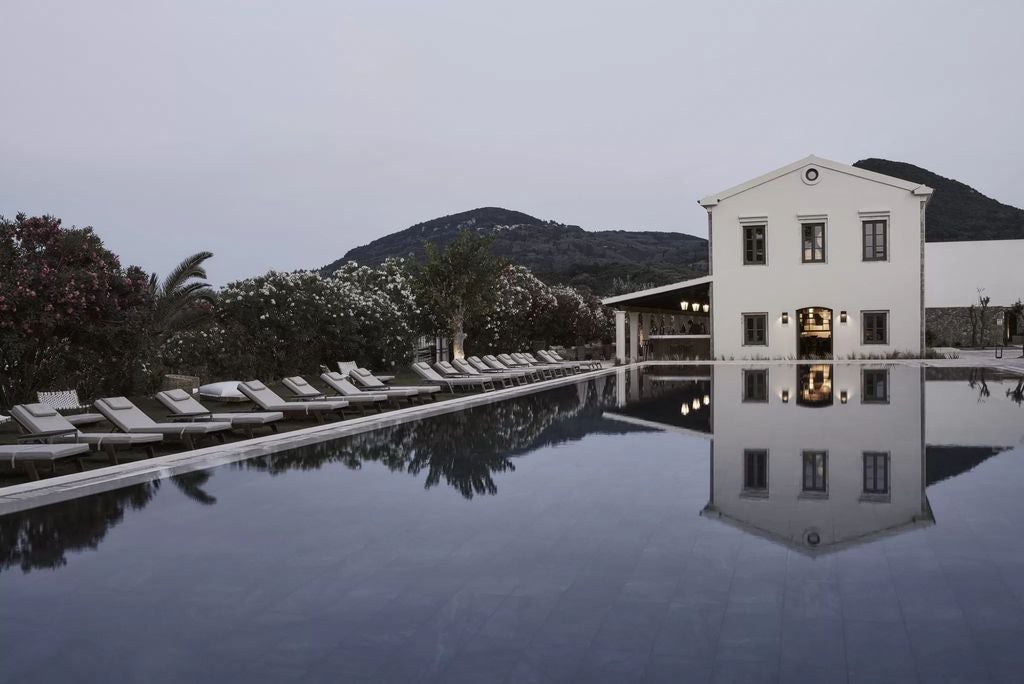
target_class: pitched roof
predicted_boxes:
[698,155,934,207]
[601,274,713,306]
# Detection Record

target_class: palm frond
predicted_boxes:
[160,251,214,296]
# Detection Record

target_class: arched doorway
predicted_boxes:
[796,307,833,359]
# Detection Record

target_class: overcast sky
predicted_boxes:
[2,1,1022,284]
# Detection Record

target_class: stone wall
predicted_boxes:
[925,306,1013,347]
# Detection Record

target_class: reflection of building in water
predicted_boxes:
[704,364,932,553]
[606,366,713,437]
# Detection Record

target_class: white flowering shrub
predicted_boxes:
[160,260,419,379]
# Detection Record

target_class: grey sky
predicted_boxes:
[2,0,1022,284]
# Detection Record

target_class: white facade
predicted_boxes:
[703,156,931,359]
[925,239,1024,307]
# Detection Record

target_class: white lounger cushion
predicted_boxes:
[322,373,415,399]
[96,397,232,434]
[11,404,164,448]
[237,382,347,412]
[352,368,441,395]
[155,391,284,427]
[0,443,91,463]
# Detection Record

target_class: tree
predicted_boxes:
[415,230,502,359]
[1010,298,1024,357]
[0,214,153,406]
[147,251,216,337]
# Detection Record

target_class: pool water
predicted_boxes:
[2,364,1023,683]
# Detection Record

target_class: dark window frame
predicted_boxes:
[742,369,769,402]
[742,313,768,347]
[743,224,767,265]
[862,219,888,261]
[863,452,890,495]
[861,368,890,404]
[743,449,769,495]
[862,310,889,345]
[801,450,828,494]
[801,222,826,263]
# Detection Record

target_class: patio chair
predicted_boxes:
[285,375,387,413]
[155,389,283,438]
[95,397,233,450]
[349,368,441,400]
[0,443,91,481]
[11,403,163,464]
[237,381,349,423]
[319,372,407,407]
[411,362,495,393]
[449,358,523,387]
[337,361,394,384]
[37,389,106,427]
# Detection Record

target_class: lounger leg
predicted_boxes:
[105,444,119,465]
[74,459,86,472]
[146,445,156,459]
[184,434,195,450]
[24,462,40,481]
[269,423,279,433]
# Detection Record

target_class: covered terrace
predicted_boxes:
[602,276,713,363]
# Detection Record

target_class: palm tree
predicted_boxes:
[148,251,216,335]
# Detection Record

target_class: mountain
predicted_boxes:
[324,161,1024,294]
[854,158,1024,242]
[322,207,708,294]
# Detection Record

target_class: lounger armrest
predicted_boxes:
[17,428,79,442]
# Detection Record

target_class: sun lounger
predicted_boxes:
[0,443,91,480]
[496,353,555,380]
[546,348,601,370]
[508,353,564,379]
[449,358,524,387]
[480,355,548,382]
[349,368,441,400]
[95,397,233,450]
[285,376,386,413]
[37,389,105,427]
[337,361,394,384]
[11,403,162,464]
[535,350,584,373]
[237,381,348,423]
[156,389,283,437]
[411,362,495,392]
[319,372,408,406]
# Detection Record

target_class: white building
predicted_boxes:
[605,155,934,361]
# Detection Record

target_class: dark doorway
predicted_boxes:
[797,307,833,359]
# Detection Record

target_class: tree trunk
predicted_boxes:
[451,316,467,360]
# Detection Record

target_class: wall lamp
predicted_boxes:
[679,301,688,311]
[840,390,849,404]
[702,304,710,313]
[840,311,848,323]
[781,312,790,325]
[781,389,790,403]
[691,303,700,312]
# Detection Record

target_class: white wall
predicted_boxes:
[708,364,927,550]
[925,239,1024,308]
[709,163,924,359]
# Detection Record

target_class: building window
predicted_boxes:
[744,449,768,493]
[863,452,890,495]
[802,451,828,493]
[742,313,768,346]
[862,369,889,403]
[862,311,889,345]
[743,225,766,265]
[802,223,826,263]
[742,369,769,402]
[863,220,888,261]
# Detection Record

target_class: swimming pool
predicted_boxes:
[2,364,1023,683]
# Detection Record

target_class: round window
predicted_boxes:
[803,167,821,185]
